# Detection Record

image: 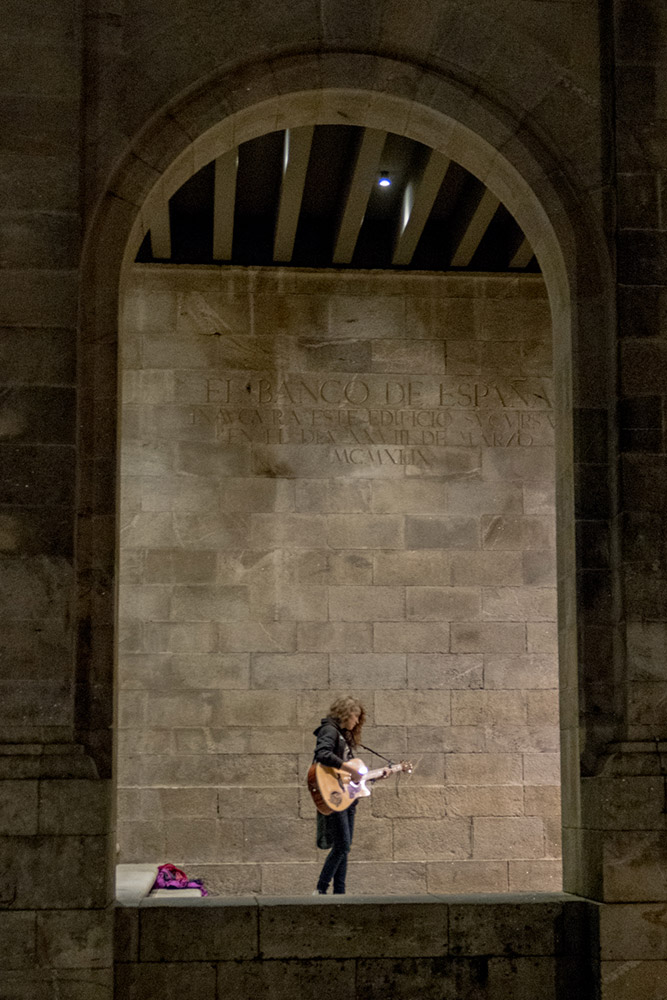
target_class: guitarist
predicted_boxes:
[312,696,390,895]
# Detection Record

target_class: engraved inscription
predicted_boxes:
[186,372,554,455]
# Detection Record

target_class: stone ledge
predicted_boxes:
[114,892,595,962]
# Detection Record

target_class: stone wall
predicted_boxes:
[117,266,560,895]
[114,895,598,1000]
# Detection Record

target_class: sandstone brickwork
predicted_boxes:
[117,266,560,894]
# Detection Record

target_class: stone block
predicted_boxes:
[371,479,447,514]
[526,690,559,725]
[449,550,523,586]
[372,338,445,373]
[118,584,171,623]
[473,817,545,860]
[523,482,556,516]
[250,513,327,548]
[0,779,38,834]
[114,906,139,961]
[446,481,523,516]
[482,514,555,550]
[259,898,448,959]
[483,653,557,688]
[447,785,524,817]
[348,861,428,895]
[393,818,471,860]
[526,622,558,653]
[374,622,450,652]
[370,785,446,819]
[407,653,483,690]
[218,477,295,512]
[295,479,371,512]
[482,448,555,484]
[1,967,111,1000]
[220,786,298,819]
[347,817,393,861]
[165,818,244,863]
[481,586,557,621]
[0,911,36,969]
[297,622,372,652]
[293,550,374,586]
[449,901,565,956]
[39,779,110,835]
[142,621,216,653]
[601,902,667,960]
[450,623,526,653]
[0,834,108,909]
[524,785,562,817]
[373,550,451,586]
[446,754,523,786]
[485,726,559,753]
[405,515,478,549]
[250,652,328,689]
[408,726,485,754]
[217,956,356,1000]
[116,961,217,998]
[327,514,404,549]
[329,585,405,621]
[509,860,563,892]
[451,690,527,726]
[427,859,510,894]
[144,549,216,583]
[523,755,561,785]
[329,653,407,688]
[603,831,667,901]
[139,900,258,961]
[407,586,480,621]
[360,954,551,1000]
[601,960,667,1000]
[328,296,406,341]
[243,818,314,863]
[214,691,298,727]
[217,622,296,653]
[375,690,451,726]
[139,475,221,514]
[36,909,112,969]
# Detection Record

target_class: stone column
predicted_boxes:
[0,1,113,994]
[589,2,667,997]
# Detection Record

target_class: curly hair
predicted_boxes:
[328,696,366,746]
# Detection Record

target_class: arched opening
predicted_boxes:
[77,63,614,903]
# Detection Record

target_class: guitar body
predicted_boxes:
[307,758,412,815]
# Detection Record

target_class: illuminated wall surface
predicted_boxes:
[117,266,560,895]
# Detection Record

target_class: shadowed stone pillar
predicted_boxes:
[0,1,114,995]
[583,2,667,996]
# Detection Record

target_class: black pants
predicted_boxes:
[316,805,356,894]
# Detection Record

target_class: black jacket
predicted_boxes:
[313,716,354,769]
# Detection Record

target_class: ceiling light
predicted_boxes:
[378,171,391,188]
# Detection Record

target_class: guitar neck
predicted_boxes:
[365,762,403,782]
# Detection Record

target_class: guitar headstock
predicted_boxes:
[399,760,413,774]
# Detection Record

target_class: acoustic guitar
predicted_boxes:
[307,757,413,815]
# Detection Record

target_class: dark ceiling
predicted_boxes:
[137,125,538,274]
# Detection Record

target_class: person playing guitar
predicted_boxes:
[311,696,391,896]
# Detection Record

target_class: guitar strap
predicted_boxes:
[357,742,394,766]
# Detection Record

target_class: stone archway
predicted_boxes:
[78,55,615,901]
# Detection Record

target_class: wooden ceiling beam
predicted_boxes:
[333,128,387,265]
[213,148,239,261]
[148,198,171,259]
[273,126,314,263]
[509,236,535,269]
[450,188,500,267]
[392,150,450,266]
